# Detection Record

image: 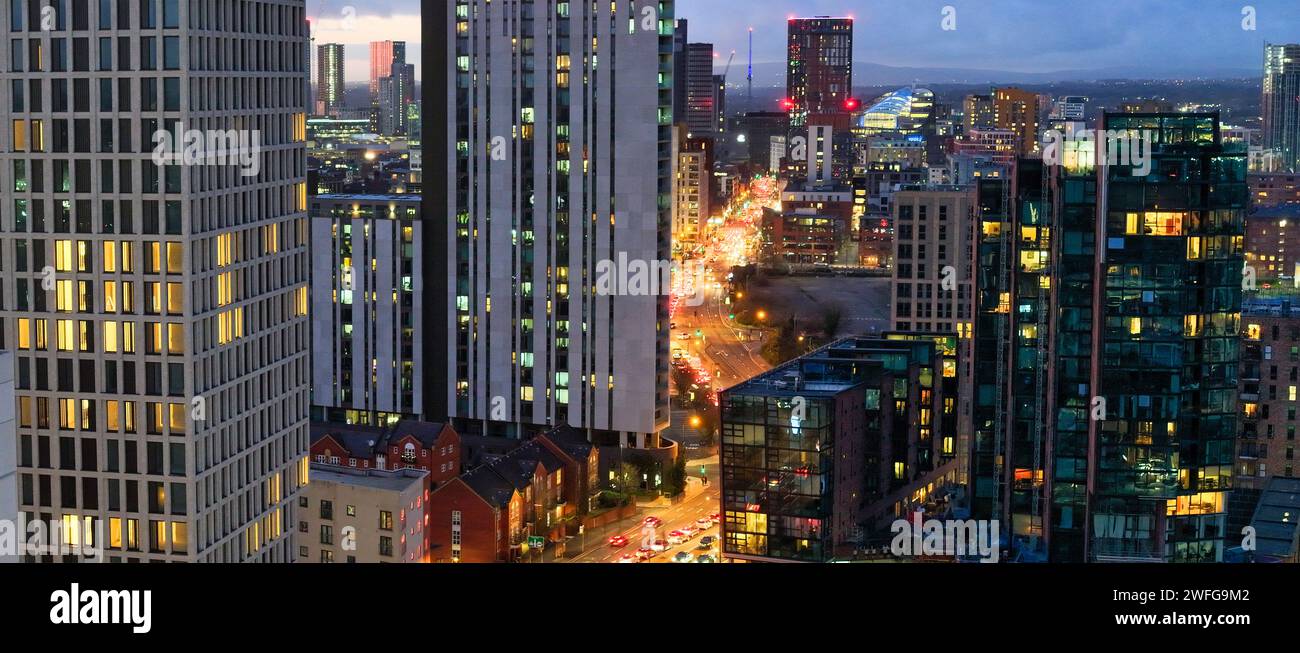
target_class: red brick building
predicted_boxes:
[1251,173,1300,208]
[427,427,600,563]
[310,421,461,489]
[1245,206,1300,286]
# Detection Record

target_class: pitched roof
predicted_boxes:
[388,420,451,449]
[311,421,458,461]
[311,423,387,460]
[539,425,596,462]
[460,465,517,509]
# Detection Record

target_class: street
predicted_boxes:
[671,174,781,389]
[568,469,722,564]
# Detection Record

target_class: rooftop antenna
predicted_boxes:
[747,27,754,108]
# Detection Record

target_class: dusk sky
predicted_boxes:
[307,0,1300,81]
[679,0,1300,74]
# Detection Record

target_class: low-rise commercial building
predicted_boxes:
[719,337,960,562]
[296,466,430,563]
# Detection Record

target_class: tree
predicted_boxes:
[664,455,688,498]
[614,463,641,493]
[761,317,801,365]
[821,305,844,338]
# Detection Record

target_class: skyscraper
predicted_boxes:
[713,73,728,139]
[379,62,415,136]
[316,43,345,116]
[370,41,407,100]
[970,114,1248,562]
[1263,44,1300,173]
[890,187,975,336]
[786,17,854,126]
[683,42,717,138]
[993,87,1042,157]
[964,93,996,134]
[310,195,424,426]
[0,351,14,564]
[2,0,312,561]
[673,127,712,245]
[673,19,690,126]
[438,1,673,448]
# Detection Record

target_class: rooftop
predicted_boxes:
[314,194,421,202]
[1247,476,1300,560]
[310,466,428,493]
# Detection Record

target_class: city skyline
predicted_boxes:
[681,0,1300,77]
[304,0,1300,88]
[5,0,1300,573]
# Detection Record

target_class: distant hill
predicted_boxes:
[732,61,1260,88]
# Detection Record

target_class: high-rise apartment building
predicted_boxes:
[681,42,717,139]
[1250,172,1300,207]
[993,87,1042,157]
[963,93,995,134]
[1237,297,1300,491]
[1,0,312,562]
[1244,207,1300,286]
[890,187,975,336]
[438,1,673,448]
[316,43,345,117]
[672,19,689,124]
[1263,44,1300,173]
[673,128,712,245]
[379,62,415,136]
[713,73,728,140]
[0,351,14,563]
[786,17,854,126]
[369,40,407,100]
[970,114,1248,562]
[310,195,423,426]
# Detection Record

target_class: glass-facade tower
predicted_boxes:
[971,113,1248,562]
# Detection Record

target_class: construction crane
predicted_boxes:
[721,50,737,83]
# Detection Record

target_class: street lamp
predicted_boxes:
[756,310,768,322]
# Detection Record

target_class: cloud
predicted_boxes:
[679,0,1300,74]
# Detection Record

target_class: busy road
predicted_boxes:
[569,481,722,564]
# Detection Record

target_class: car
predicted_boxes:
[672,551,695,563]
[667,531,688,545]
[695,554,718,563]
[699,535,717,548]
[643,516,663,528]
[608,535,629,548]
[696,517,713,529]
[681,525,700,538]
[677,332,692,340]
[618,553,639,563]
[709,513,721,523]
[651,538,669,552]
[635,547,655,561]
